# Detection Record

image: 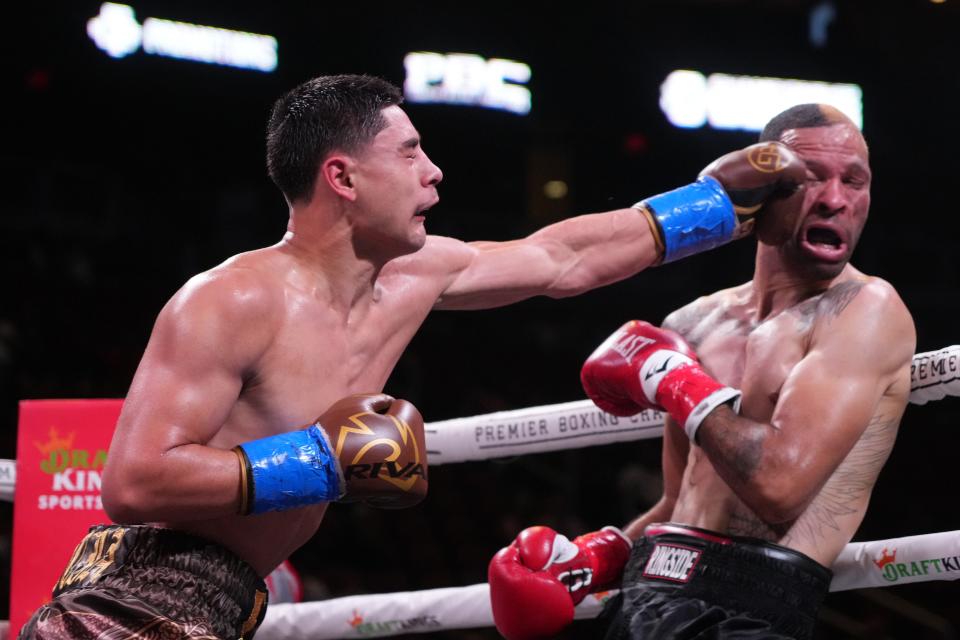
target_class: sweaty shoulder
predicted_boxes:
[814,275,911,333]
[156,252,285,367]
[812,274,915,374]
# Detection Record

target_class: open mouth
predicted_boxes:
[414,198,439,219]
[801,225,847,261]
[805,227,842,249]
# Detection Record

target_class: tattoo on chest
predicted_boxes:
[669,303,752,351]
[792,280,865,327]
[819,281,865,320]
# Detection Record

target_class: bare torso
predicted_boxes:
[667,274,907,566]
[105,199,659,577]
[158,244,449,575]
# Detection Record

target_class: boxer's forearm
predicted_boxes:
[527,207,660,298]
[696,406,809,524]
[101,444,243,523]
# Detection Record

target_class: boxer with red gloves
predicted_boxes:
[575,105,910,640]
[580,320,740,442]
[485,138,805,640]
[488,526,631,640]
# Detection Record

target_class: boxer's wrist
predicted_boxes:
[635,206,666,262]
[235,423,344,515]
[574,526,632,589]
[634,176,737,264]
[657,364,742,442]
[234,447,253,515]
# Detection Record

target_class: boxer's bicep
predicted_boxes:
[434,239,554,310]
[434,208,656,310]
[103,272,277,520]
[122,299,248,450]
[768,282,914,503]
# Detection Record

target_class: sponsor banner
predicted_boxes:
[260,583,492,639]
[10,399,123,635]
[425,399,665,465]
[830,530,960,592]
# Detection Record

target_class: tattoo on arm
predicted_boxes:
[725,414,898,544]
[698,408,765,484]
[781,413,898,547]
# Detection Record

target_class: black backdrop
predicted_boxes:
[2,2,959,637]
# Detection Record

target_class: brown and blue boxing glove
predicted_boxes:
[233,393,427,514]
[636,142,806,263]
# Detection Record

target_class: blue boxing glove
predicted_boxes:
[636,142,806,263]
[233,394,427,514]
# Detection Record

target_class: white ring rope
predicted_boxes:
[4,346,958,637]
[256,529,960,639]
[908,345,960,405]
[251,345,960,639]
[1,345,956,498]
[425,344,959,465]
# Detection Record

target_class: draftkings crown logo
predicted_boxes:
[33,426,109,511]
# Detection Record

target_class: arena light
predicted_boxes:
[660,70,862,132]
[403,52,531,115]
[87,3,278,72]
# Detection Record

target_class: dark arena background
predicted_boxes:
[3,1,959,638]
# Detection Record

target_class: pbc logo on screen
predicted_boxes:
[642,543,701,583]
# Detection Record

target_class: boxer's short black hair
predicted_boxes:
[266,74,403,203]
[759,104,835,143]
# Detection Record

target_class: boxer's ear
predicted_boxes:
[320,154,357,201]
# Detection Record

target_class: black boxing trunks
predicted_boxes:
[602,523,832,640]
[19,525,268,640]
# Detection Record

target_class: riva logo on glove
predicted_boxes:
[344,461,425,482]
[642,543,701,583]
[335,411,426,492]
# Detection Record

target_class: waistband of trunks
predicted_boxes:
[631,522,832,617]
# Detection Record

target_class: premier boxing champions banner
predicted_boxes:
[10,399,123,635]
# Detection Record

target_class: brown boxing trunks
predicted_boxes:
[19,524,267,640]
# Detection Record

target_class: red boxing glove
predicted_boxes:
[488,526,631,640]
[581,320,741,441]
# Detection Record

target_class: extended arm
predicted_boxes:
[435,143,805,310]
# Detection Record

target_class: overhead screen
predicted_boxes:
[660,70,863,132]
